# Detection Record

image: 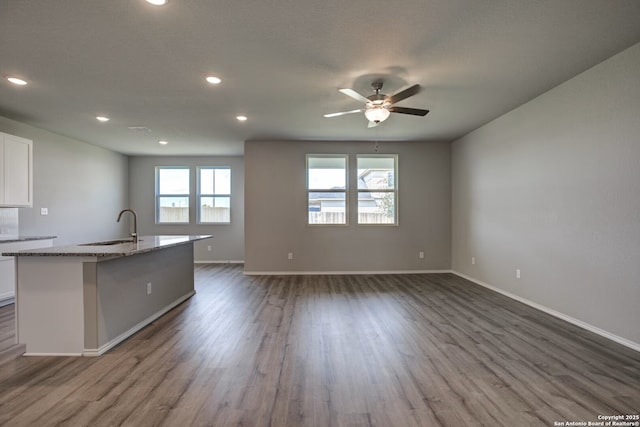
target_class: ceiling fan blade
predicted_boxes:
[323,109,363,118]
[387,84,421,105]
[367,120,380,128]
[339,88,371,104]
[389,106,429,116]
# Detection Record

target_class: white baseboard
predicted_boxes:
[194,260,244,264]
[452,271,640,353]
[243,269,452,276]
[23,352,83,357]
[82,290,196,357]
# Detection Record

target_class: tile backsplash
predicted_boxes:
[0,208,19,235]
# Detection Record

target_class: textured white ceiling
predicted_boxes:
[1,0,640,155]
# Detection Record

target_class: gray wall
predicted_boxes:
[244,140,451,273]
[451,42,640,346]
[128,156,244,262]
[86,243,195,350]
[0,116,128,245]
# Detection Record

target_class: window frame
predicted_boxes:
[197,166,232,224]
[155,166,191,224]
[356,154,399,226]
[306,154,349,226]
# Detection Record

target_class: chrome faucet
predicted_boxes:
[117,209,138,243]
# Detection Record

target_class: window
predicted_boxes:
[156,167,190,223]
[307,155,347,225]
[198,167,231,223]
[357,155,397,225]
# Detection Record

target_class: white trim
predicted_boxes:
[23,352,83,357]
[194,260,244,264]
[82,290,196,357]
[452,271,640,353]
[243,269,452,276]
[0,296,14,307]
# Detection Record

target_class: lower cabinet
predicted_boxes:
[0,239,54,306]
[0,257,15,304]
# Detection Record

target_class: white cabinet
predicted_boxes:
[0,239,53,306]
[0,257,15,304]
[0,132,33,207]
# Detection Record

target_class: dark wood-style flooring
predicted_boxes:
[0,264,638,426]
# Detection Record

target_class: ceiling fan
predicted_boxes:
[324,80,429,127]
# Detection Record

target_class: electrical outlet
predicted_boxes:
[471,256,476,265]
[40,208,48,216]
[207,245,212,251]
[516,269,521,279]
[146,282,152,295]
[288,252,294,260]
[418,251,424,259]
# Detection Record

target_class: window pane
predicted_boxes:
[357,157,395,190]
[214,169,231,194]
[200,168,230,195]
[200,196,230,223]
[159,168,190,194]
[158,196,189,223]
[308,156,346,190]
[308,192,346,224]
[308,156,346,169]
[197,167,231,224]
[200,169,214,194]
[358,192,395,224]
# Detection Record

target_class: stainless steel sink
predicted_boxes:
[79,239,136,246]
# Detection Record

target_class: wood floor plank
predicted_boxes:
[0,264,639,426]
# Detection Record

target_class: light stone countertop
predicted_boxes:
[2,235,212,257]
[0,235,57,244]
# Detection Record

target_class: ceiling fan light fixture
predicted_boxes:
[364,107,390,123]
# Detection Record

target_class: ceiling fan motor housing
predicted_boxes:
[366,93,392,120]
[368,81,390,113]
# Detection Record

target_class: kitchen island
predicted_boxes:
[0,235,56,306]
[4,235,212,356]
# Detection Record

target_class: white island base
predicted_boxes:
[13,236,208,356]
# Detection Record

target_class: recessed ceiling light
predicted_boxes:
[6,76,28,86]
[96,116,110,122]
[158,140,168,145]
[206,76,221,85]
[236,115,248,122]
[145,0,167,5]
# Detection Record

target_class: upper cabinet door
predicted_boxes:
[0,132,33,207]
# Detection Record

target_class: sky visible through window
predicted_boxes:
[201,168,231,195]
[308,169,345,190]
[307,156,346,190]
